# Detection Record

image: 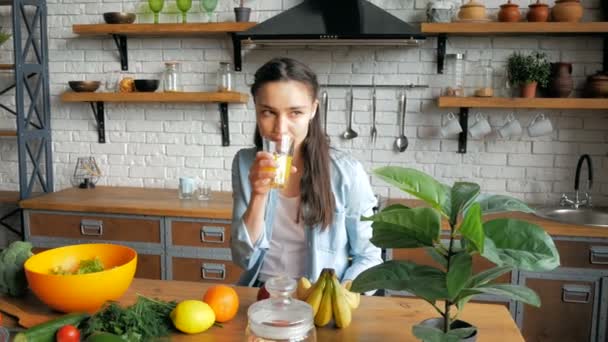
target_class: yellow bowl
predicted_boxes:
[24,243,137,313]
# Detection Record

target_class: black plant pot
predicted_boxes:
[416,318,477,342]
[234,7,251,22]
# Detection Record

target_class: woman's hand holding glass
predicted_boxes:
[249,151,297,196]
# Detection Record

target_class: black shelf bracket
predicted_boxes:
[112,34,129,71]
[232,34,242,72]
[458,107,469,154]
[437,34,447,74]
[219,102,230,146]
[89,102,106,143]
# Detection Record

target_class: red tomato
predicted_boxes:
[56,325,80,342]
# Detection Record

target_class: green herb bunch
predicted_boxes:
[507,52,551,87]
[81,295,177,341]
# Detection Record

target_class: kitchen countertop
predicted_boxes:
[19,186,608,238]
[0,278,524,341]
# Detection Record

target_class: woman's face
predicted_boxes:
[254,80,318,150]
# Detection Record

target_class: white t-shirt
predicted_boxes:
[258,193,307,282]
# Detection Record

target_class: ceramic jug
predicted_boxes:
[552,0,583,22]
[586,72,608,98]
[549,63,573,98]
[527,0,549,22]
[498,0,520,22]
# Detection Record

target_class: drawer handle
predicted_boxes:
[562,284,591,304]
[201,263,226,281]
[80,219,103,236]
[589,246,608,265]
[200,226,225,244]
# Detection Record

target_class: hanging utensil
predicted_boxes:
[370,87,377,143]
[322,90,329,134]
[394,89,408,152]
[342,89,358,140]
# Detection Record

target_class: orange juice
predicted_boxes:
[269,154,293,188]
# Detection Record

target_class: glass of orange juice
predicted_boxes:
[262,135,294,189]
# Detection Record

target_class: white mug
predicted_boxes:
[469,112,492,139]
[498,113,522,139]
[528,113,553,137]
[440,112,463,137]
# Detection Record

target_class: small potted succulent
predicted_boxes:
[0,27,11,47]
[351,167,560,341]
[234,0,251,22]
[506,52,551,98]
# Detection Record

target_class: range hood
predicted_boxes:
[234,0,425,46]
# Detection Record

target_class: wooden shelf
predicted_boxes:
[60,91,249,103]
[0,130,17,136]
[73,22,257,36]
[0,64,14,70]
[438,97,608,110]
[422,22,608,35]
[0,191,19,205]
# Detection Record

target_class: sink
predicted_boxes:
[534,207,608,227]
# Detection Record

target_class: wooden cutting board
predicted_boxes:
[0,294,60,328]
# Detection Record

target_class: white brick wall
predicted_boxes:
[0,0,606,206]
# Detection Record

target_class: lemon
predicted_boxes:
[170,300,216,334]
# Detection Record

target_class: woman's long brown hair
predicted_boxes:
[251,57,335,228]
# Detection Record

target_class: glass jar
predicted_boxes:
[246,276,316,342]
[217,62,233,92]
[444,53,465,97]
[162,61,182,92]
[475,61,494,97]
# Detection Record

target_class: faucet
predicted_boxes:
[560,154,593,209]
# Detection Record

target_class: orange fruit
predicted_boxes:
[202,285,239,323]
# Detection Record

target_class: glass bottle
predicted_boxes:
[246,275,316,342]
[162,61,181,92]
[475,60,494,97]
[444,53,465,97]
[217,62,233,92]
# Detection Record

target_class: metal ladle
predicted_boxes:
[342,89,358,139]
[394,90,408,152]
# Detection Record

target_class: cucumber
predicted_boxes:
[85,332,127,342]
[13,312,89,342]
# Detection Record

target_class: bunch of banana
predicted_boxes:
[296,268,361,328]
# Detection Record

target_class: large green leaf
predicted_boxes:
[447,252,472,300]
[351,260,448,302]
[425,247,448,269]
[450,182,480,225]
[466,266,512,288]
[473,284,541,307]
[374,166,452,217]
[459,203,484,253]
[454,288,483,310]
[474,194,535,214]
[363,208,441,248]
[382,203,410,211]
[482,219,560,271]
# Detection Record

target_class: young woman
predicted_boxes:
[230,57,382,287]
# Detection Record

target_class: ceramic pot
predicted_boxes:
[498,0,520,22]
[426,0,457,23]
[416,318,477,342]
[586,72,608,98]
[549,63,573,98]
[457,0,487,21]
[527,0,549,22]
[552,0,583,22]
[521,81,538,98]
[234,7,251,22]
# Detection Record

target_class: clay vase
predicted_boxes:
[520,81,538,98]
[549,63,573,98]
[585,72,608,98]
[527,0,549,22]
[457,0,487,21]
[552,0,583,22]
[498,0,520,22]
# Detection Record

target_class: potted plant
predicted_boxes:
[234,0,251,22]
[351,167,560,341]
[0,27,11,48]
[506,52,551,98]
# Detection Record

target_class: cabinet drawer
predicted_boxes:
[171,220,230,249]
[171,257,242,284]
[29,212,161,243]
[32,247,162,280]
[391,248,512,283]
[556,239,608,269]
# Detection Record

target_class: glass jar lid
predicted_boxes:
[247,276,314,340]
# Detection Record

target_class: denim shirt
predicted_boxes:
[230,147,382,287]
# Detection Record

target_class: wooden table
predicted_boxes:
[1,278,524,341]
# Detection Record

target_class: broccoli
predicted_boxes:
[0,241,33,297]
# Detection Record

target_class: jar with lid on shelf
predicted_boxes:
[217,62,233,92]
[444,53,465,97]
[246,275,316,342]
[474,60,494,97]
[162,61,182,92]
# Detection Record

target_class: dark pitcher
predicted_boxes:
[549,62,573,98]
